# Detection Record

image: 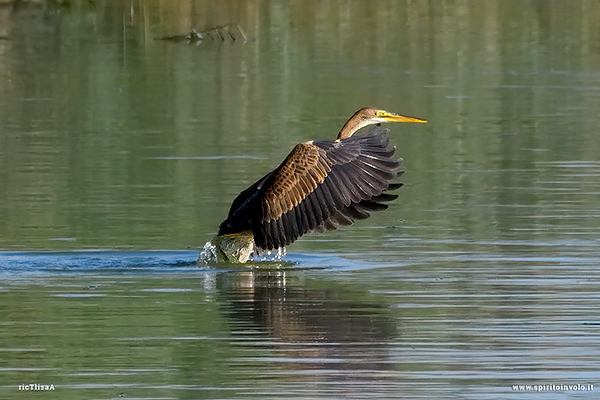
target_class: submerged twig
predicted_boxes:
[157,24,248,44]
[236,24,247,42]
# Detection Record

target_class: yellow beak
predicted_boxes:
[377,110,427,123]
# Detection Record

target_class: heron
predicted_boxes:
[210,107,427,263]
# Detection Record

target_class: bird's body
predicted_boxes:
[211,107,426,263]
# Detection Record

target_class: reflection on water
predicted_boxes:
[220,269,396,354]
[1,0,600,399]
[0,253,402,398]
[1,247,599,399]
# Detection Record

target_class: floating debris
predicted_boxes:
[158,24,247,44]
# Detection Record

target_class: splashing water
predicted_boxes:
[197,239,287,265]
[197,241,218,265]
[255,247,287,262]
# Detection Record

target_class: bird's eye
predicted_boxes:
[376,110,385,117]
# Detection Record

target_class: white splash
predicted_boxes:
[198,239,287,265]
[255,247,287,262]
[197,240,218,265]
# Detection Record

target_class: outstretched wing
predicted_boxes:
[218,125,402,250]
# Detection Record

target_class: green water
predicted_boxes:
[1,1,599,398]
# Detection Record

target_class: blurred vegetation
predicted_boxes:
[1,0,599,250]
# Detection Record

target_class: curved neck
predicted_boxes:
[337,113,371,140]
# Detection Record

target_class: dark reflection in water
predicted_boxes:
[1,249,599,399]
[219,269,397,369]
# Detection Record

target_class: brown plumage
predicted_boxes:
[215,107,426,260]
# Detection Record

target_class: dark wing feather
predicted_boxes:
[218,171,274,236]
[323,187,400,229]
[218,125,403,250]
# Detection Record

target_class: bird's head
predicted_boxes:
[338,107,427,139]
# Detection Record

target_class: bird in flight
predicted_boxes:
[211,107,427,263]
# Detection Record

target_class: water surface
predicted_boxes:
[1,1,599,399]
